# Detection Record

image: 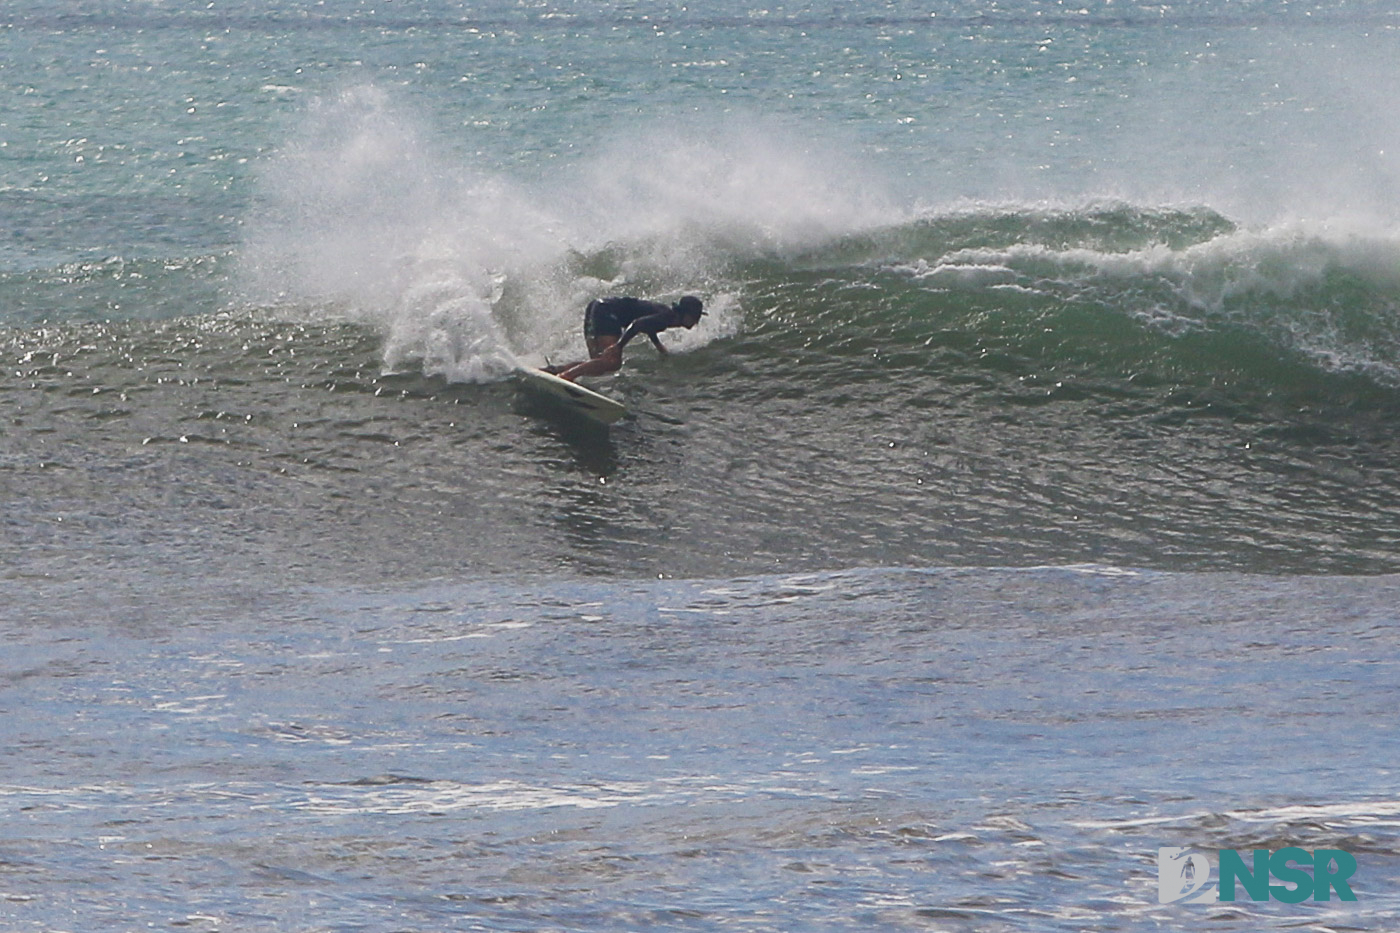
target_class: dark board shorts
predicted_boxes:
[584,299,625,342]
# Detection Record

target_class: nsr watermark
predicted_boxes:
[1159,847,1358,904]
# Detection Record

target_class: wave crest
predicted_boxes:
[236,87,895,380]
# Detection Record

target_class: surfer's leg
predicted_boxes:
[556,341,622,382]
[546,302,613,374]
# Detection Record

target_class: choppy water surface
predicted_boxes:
[6,568,1400,931]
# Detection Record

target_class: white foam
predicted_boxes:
[285,779,664,815]
[238,88,901,381]
[897,211,1400,382]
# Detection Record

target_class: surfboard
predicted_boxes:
[515,367,627,424]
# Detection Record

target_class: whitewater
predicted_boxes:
[4,2,1400,930]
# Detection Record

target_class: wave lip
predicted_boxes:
[804,206,1400,394]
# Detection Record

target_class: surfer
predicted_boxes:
[548,295,705,382]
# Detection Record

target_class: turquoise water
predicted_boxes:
[4,2,1400,929]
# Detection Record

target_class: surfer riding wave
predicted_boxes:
[547,295,704,382]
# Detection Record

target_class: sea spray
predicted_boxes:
[239,89,900,379]
[238,86,564,380]
[559,117,901,261]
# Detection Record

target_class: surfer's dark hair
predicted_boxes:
[676,296,704,317]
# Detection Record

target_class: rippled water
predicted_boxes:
[7,568,1400,930]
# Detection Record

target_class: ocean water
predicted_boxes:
[4,1,1400,929]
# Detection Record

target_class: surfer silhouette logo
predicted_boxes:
[1158,848,1217,903]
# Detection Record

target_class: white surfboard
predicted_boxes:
[515,367,627,424]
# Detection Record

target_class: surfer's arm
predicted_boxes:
[617,312,671,351]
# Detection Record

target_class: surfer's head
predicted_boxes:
[675,295,704,327]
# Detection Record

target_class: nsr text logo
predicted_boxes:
[1158,847,1357,904]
